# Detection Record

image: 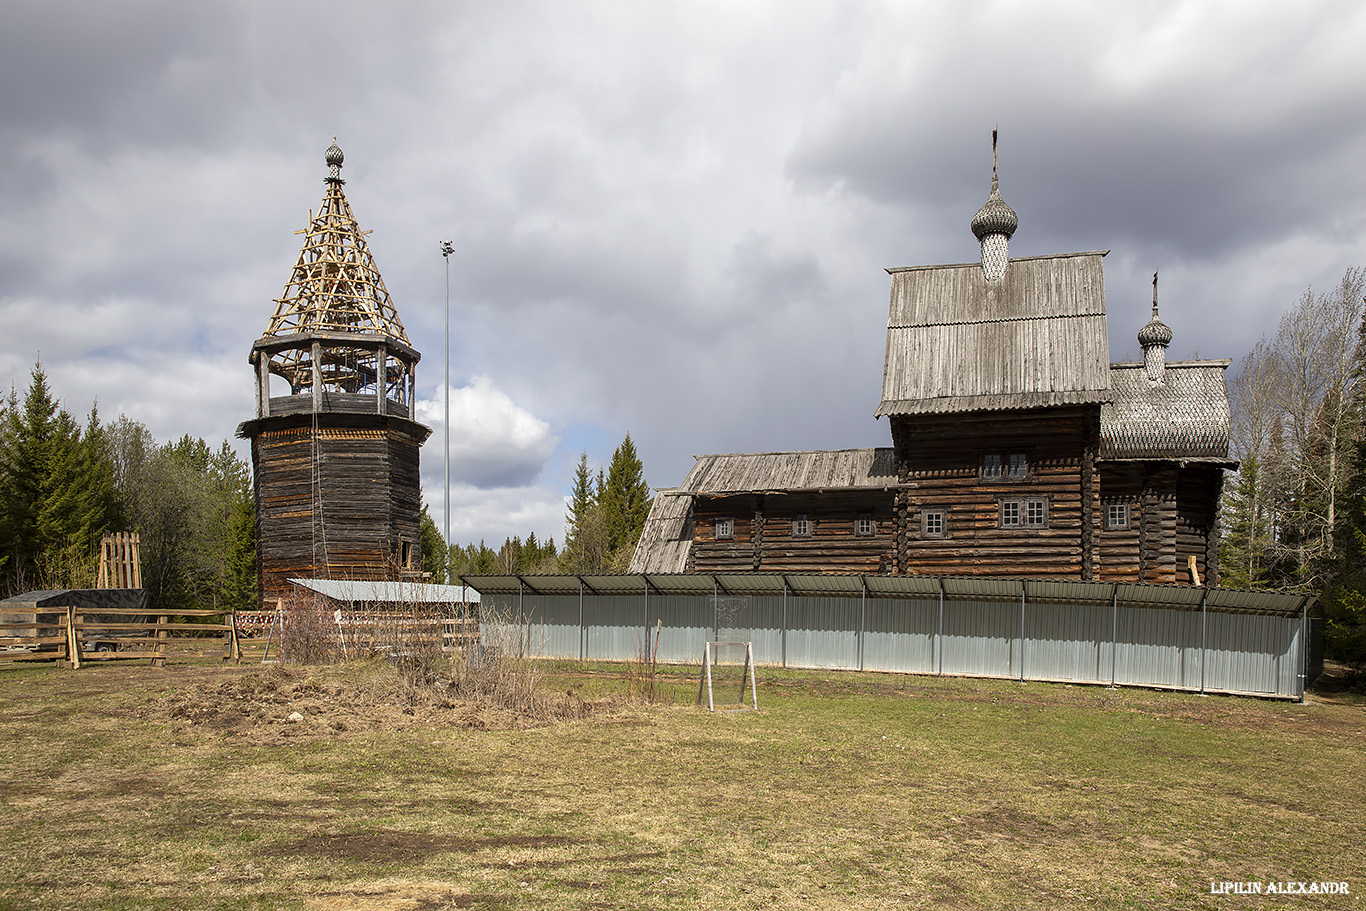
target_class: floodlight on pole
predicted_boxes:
[440,240,454,579]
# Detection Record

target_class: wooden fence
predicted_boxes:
[0,604,239,668]
[0,605,73,664]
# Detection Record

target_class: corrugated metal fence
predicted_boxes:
[462,574,1315,700]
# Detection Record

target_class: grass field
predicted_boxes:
[0,657,1362,910]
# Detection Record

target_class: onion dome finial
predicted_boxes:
[1138,270,1174,348]
[970,129,1019,241]
[325,138,345,184]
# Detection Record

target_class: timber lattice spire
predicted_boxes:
[260,139,410,344]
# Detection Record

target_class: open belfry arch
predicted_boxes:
[238,141,432,607]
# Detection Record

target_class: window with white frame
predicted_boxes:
[922,509,946,538]
[792,515,812,537]
[1000,498,1047,528]
[1105,502,1130,530]
[855,514,876,537]
[715,517,734,540]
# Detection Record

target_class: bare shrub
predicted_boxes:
[625,620,665,702]
[446,606,545,714]
[278,591,342,665]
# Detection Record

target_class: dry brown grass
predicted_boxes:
[0,659,1362,910]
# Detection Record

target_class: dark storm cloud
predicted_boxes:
[2,0,1364,546]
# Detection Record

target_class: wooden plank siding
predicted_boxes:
[691,492,894,574]
[251,420,426,606]
[890,406,1098,579]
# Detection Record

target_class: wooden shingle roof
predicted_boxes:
[678,448,898,494]
[1100,361,1234,462]
[627,491,693,574]
[876,251,1112,416]
[626,449,898,574]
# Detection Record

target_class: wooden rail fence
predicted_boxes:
[0,605,240,668]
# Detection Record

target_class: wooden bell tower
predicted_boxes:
[238,141,432,606]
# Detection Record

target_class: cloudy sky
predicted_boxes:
[3,1,1366,549]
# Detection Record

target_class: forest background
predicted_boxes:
[4,268,1366,677]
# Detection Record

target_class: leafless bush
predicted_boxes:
[278,591,342,665]
[625,620,664,702]
[444,606,547,714]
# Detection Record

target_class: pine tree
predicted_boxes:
[601,433,652,569]
[0,364,120,592]
[418,505,446,583]
[562,452,608,573]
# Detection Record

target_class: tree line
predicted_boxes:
[0,363,256,613]
[1220,267,1366,671]
[430,433,652,581]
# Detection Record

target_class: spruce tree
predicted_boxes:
[601,433,652,568]
[418,505,446,583]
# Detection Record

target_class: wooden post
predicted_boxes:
[64,606,80,670]
[376,345,387,413]
[257,354,272,418]
[153,614,168,667]
[311,342,323,412]
[227,611,241,663]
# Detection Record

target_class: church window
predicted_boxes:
[922,510,945,538]
[1106,503,1130,530]
[855,515,876,537]
[716,517,733,540]
[792,515,812,537]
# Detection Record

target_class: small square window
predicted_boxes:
[855,515,875,537]
[1008,453,1028,478]
[1000,501,1021,527]
[1026,499,1046,526]
[983,454,1002,478]
[922,510,945,538]
[1106,503,1129,530]
[715,517,733,540]
[792,515,811,537]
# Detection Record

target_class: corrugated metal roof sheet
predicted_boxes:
[290,579,480,604]
[459,574,1311,619]
[1101,362,1233,460]
[877,252,1112,416]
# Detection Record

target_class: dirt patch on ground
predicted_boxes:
[141,665,639,741]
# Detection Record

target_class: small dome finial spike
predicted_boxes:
[1152,270,1160,316]
[991,128,999,193]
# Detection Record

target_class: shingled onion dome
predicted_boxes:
[1139,270,1173,384]
[971,129,1018,282]
[325,137,345,183]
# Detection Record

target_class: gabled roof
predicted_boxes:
[877,251,1112,416]
[1101,361,1235,462]
[678,448,898,494]
[627,449,898,574]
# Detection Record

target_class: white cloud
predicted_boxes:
[414,375,558,489]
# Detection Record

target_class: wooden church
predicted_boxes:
[238,142,431,606]
[631,135,1236,585]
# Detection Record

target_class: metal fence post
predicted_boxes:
[1200,589,1208,695]
[1019,583,1026,682]
[937,578,945,677]
[1110,585,1119,687]
[782,577,788,669]
[578,578,585,662]
[643,575,649,657]
[859,577,867,673]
